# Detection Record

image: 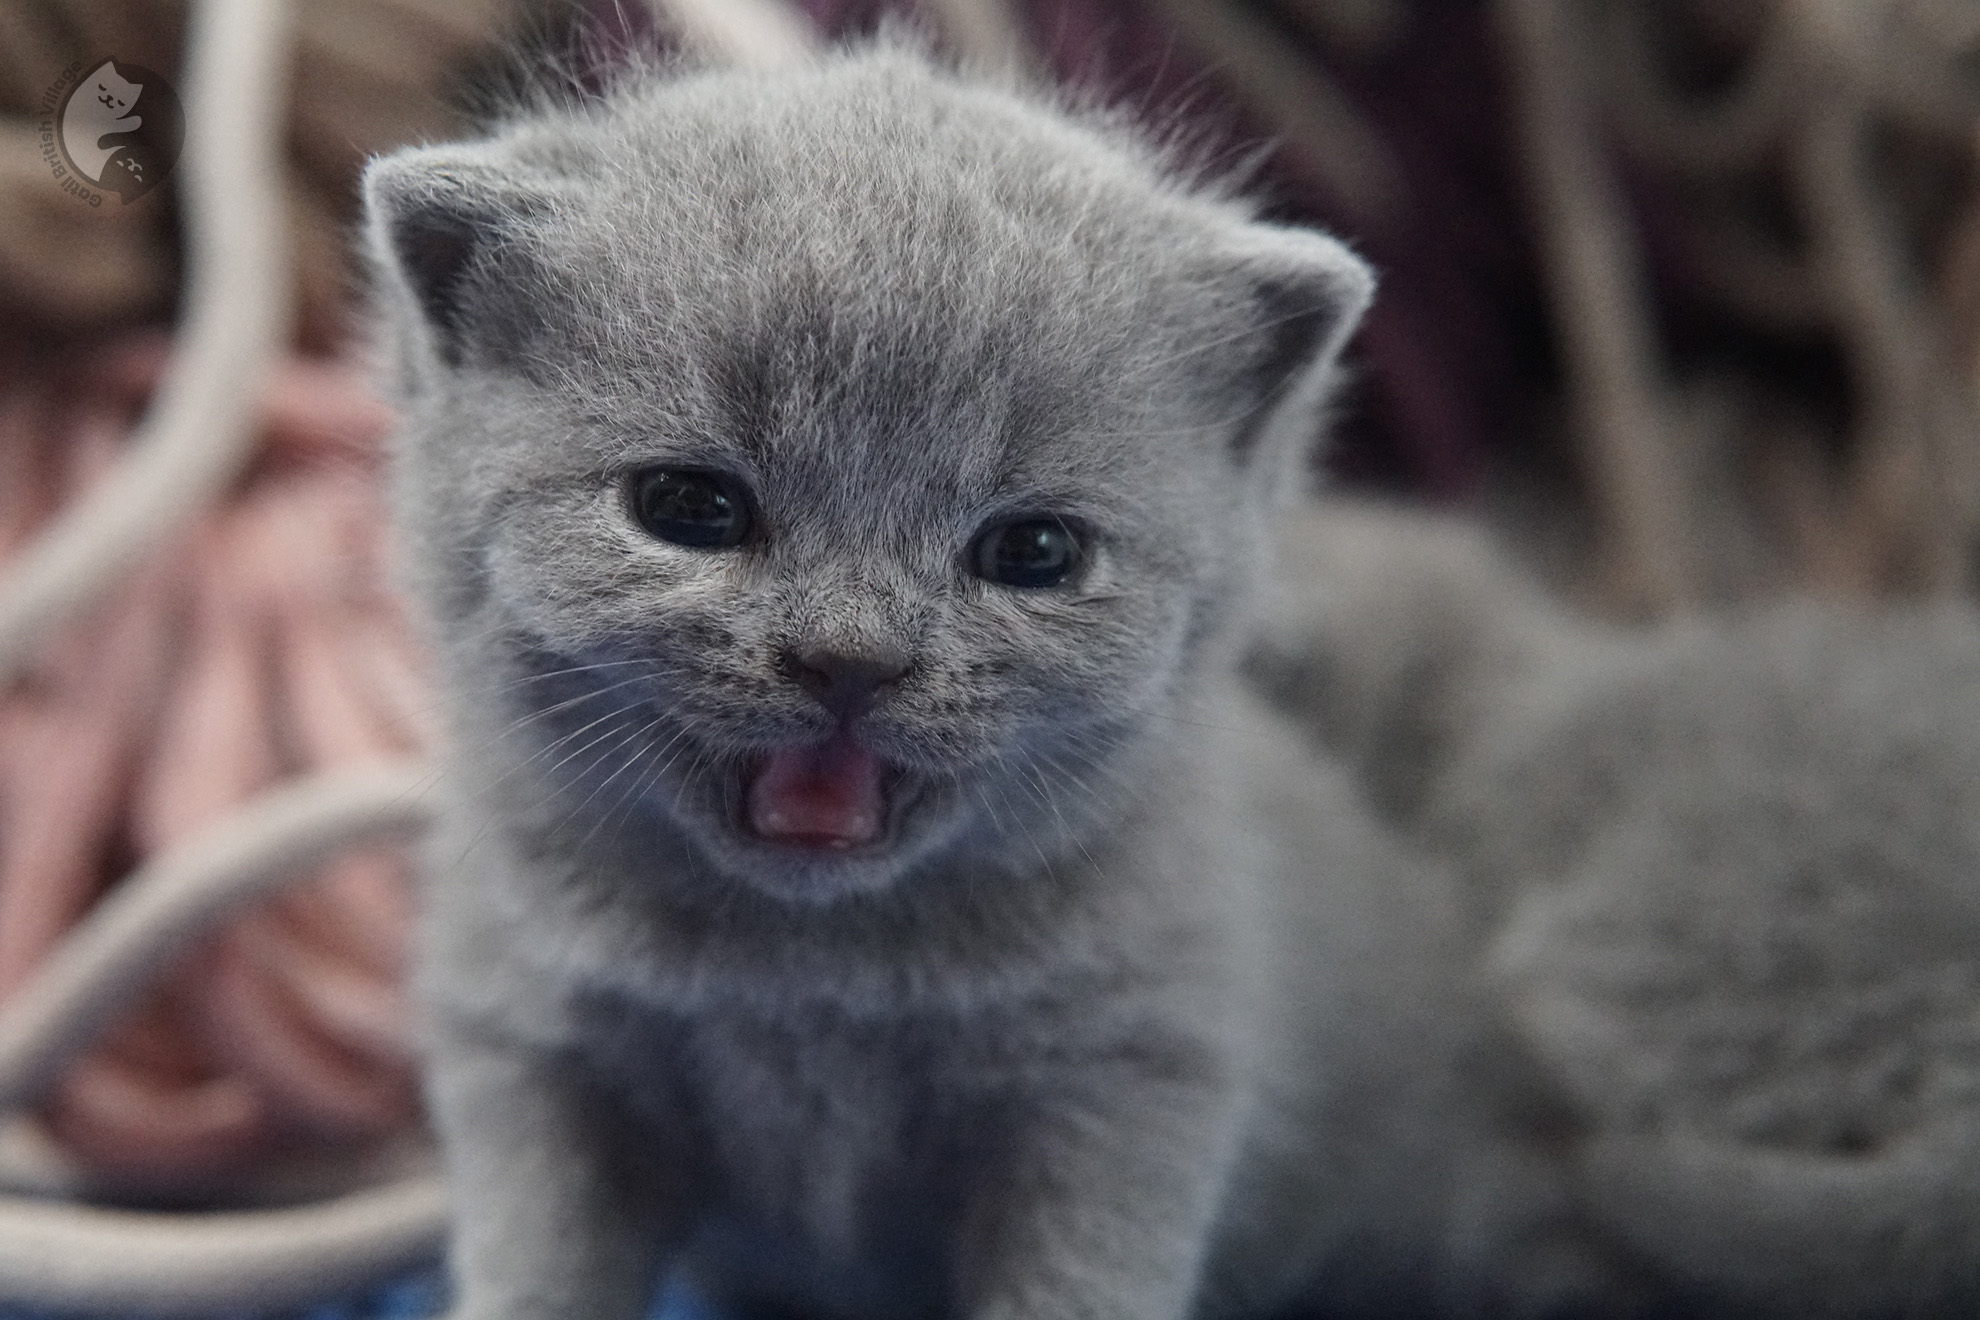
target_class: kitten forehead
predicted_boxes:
[521,46,1219,243]
[480,49,1270,446]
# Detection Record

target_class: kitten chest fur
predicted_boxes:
[422,678,1283,1314]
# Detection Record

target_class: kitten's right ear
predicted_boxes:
[363,148,556,369]
[1217,225,1376,467]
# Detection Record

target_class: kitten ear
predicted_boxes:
[1221,225,1375,463]
[363,148,559,370]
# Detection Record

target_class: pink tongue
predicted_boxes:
[746,737,884,848]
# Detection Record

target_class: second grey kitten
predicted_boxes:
[1254,501,1980,1316]
[364,45,1593,1320]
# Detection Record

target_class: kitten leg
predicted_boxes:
[958,1063,1242,1320]
[426,1024,682,1320]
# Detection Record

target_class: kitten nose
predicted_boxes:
[779,645,911,718]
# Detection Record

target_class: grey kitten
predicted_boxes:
[364,45,1592,1320]
[1255,501,1980,1316]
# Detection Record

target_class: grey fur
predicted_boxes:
[362,43,1605,1320]
[1258,501,1980,1316]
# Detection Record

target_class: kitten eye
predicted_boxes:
[970,518,1085,589]
[628,468,754,549]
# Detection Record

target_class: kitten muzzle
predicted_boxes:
[745,733,886,849]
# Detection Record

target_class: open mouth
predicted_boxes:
[740,732,901,852]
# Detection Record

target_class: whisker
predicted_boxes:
[986,771,1057,881]
[496,702,655,808]
[1133,708,1248,737]
[351,650,661,740]
[1017,750,1101,874]
[489,672,662,743]
[584,723,694,855]
[564,713,675,850]
[671,746,712,818]
[437,695,652,812]
[480,657,659,694]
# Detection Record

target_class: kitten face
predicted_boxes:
[367,49,1370,903]
[470,316,1228,900]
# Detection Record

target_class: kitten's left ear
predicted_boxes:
[1222,225,1375,463]
[363,144,566,374]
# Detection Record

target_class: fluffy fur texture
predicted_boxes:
[362,43,1614,1320]
[1257,501,1980,1316]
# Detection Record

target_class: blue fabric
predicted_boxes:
[0,1268,725,1320]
